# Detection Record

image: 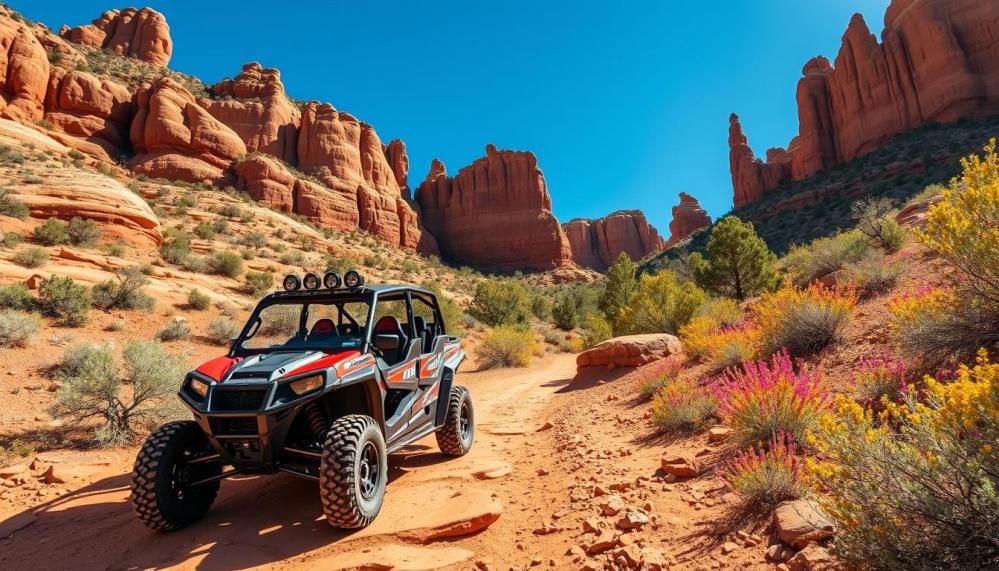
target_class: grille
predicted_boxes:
[210,417,258,436]
[212,389,267,411]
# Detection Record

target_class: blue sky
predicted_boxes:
[24,1,890,235]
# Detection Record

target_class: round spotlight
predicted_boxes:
[303,272,321,291]
[323,271,342,289]
[283,274,301,291]
[343,270,365,289]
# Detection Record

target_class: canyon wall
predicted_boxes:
[731,0,999,208]
[562,211,665,271]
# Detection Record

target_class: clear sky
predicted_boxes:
[23,0,890,235]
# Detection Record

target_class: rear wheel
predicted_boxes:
[130,421,222,531]
[436,385,474,456]
[319,414,387,528]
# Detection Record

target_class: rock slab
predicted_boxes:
[576,334,683,368]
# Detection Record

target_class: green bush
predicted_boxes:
[2,230,22,248]
[208,251,244,278]
[156,319,190,341]
[852,197,906,253]
[206,317,238,345]
[260,305,301,336]
[243,270,274,296]
[468,280,531,328]
[551,291,579,330]
[186,288,211,310]
[581,313,612,349]
[691,216,781,301]
[783,229,871,287]
[241,231,268,249]
[476,326,534,369]
[0,283,33,310]
[0,189,28,219]
[160,234,191,265]
[67,217,101,247]
[50,341,187,445]
[91,267,154,311]
[193,221,216,240]
[0,309,40,347]
[599,252,637,330]
[530,295,552,321]
[12,245,48,268]
[32,217,70,246]
[37,275,90,326]
[617,270,706,335]
[844,254,902,298]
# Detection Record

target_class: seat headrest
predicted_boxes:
[414,315,427,330]
[374,315,402,334]
[310,318,335,336]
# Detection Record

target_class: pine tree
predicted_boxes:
[691,216,781,301]
[599,252,637,331]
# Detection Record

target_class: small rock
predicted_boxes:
[537,422,554,432]
[775,500,836,549]
[786,543,835,571]
[586,531,620,555]
[660,454,699,478]
[582,518,601,534]
[40,465,66,485]
[46,382,61,392]
[599,495,625,516]
[721,541,739,555]
[0,462,29,479]
[616,511,649,530]
[707,426,733,443]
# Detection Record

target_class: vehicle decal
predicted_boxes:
[420,354,442,376]
[196,356,240,381]
[279,351,362,380]
[385,360,418,384]
[412,379,442,412]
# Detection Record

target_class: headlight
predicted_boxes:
[323,271,341,289]
[303,272,321,290]
[283,274,301,291]
[189,378,209,398]
[289,374,323,395]
[343,270,364,289]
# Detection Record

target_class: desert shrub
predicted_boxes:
[581,312,612,349]
[12,245,48,268]
[806,352,999,569]
[691,216,781,301]
[783,230,870,287]
[208,251,244,278]
[695,297,742,327]
[243,270,274,296]
[851,353,911,409]
[193,220,216,240]
[468,280,531,328]
[279,249,304,266]
[243,232,268,249]
[723,433,806,507]
[67,217,101,247]
[544,329,565,346]
[598,252,637,330]
[617,270,706,335]
[650,376,718,434]
[890,286,999,366]
[206,317,238,345]
[180,254,210,274]
[106,320,126,332]
[711,350,829,447]
[476,326,534,369]
[0,188,28,219]
[2,230,22,248]
[32,217,69,246]
[160,233,191,265]
[852,197,906,253]
[186,288,211,310]
[753,283,857,358]
[260,305,300,336]
[637,358,683,399]
[156,318,190,341]
[0,309,40,347]
[843,254,902,298]
[50,341,187,445]
[91,267,154,311]
[0,283,33,310]
[551,291,580,330]
[37,275,90,326]
[530,295,552,321]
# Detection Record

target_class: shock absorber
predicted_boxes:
[302,402,329,444]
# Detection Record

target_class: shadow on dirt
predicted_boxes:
[0,446,454,570]
[548,366,633,394]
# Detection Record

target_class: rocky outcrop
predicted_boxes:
[562,211,664,270]
[666,192,711,247]
[203,63,300,163]
[576,334,683,368]
[43,69,134,160]
[731,0,999,208]
[129,78,247,183]
[0,16,49,123]
[415,145,572,271]
[59,8,172,66]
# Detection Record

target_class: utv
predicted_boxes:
[130,271,473,530]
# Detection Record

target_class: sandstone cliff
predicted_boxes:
[666,193,711,247]
[59,7,172,66]
[730,0,999,208]
[562,211,665,270]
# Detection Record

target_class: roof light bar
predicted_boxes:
[283,274,301,291]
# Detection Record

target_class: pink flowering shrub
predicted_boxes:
[635,357,683,399]
[649,377,718,435]
[852,353,911,410]
[711,349,830,447]
[722,433,807,506]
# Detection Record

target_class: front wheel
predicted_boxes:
[319,414,387,528]
[436,385,474,456]
[130,421,222,531]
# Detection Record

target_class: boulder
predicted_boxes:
[660,454,699,478]
[59,7,172,66]
[415,145,572,271]
[0,15,49,123]
[43,68,134,160]
[562,210,665,270]
[665,192,711,247]
[786,543,837,571]
[775,499,836,549]
[576,334,682,368]
[129,78,247,184]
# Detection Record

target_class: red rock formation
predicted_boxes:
[43,69,134,160]
[203,63,300,163]
[666,193,711,247]
[386,139,409,195]
[731,0,999,209]
[415,146,572,271]
[563,211,665,270]
[129,78,247,183]
[729,114,792,208]
[0,16,49,123]
[60,8,172,66]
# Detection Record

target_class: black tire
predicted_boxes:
[319,414,387,528]
[130,420,222,531]
[435,385,474,456]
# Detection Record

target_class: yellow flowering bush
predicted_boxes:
[806,351,999,569]
[753,283,858,357]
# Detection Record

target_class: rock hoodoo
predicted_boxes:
[562,211,665,271]
[415,145,573,271]
[730,0,999,208]
[59,7,172,66]
[0,16,49,123]
[665,192,711,247]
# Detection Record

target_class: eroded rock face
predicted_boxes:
[731,0,999,208]
[576,334,683,368]
[203,63,300,163]
[0,16,49,123]
[129,78,247,183]
[44,68,134,160]
[415,145,572,271]
[60,7,172,66]
[666,192,711,247]
[563,211,664,270]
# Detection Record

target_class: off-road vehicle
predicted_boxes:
[130,271,472,530]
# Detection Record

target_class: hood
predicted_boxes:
[195,350,364,383]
